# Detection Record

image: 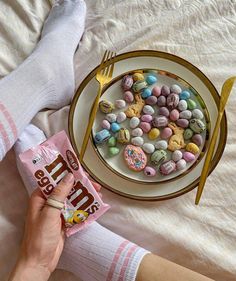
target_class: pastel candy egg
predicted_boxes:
[111,122,121,133]
[180,90,191,100]
[183,151,195,162]
[187,99,197,110]
[122,75,133,90]
[94,129,111,144]
[192,134,203,146]
[157,96,166,107]
[186,142,200,155]
[192,109,204,119]
[160,127,172,139]
[106,113,117,123]
[124,91,134,103]
[161,85,170,96]
[144,166,156,177]
[178,100,188,111]
[170,84,182,94]
[132,80,148,92]
[99,100,114,113]
[146,75,157,85]
[169,109,179,121]
[141,114,153,123]
[167,93,179,109]
[124,145,147,171]
[176,159,187,170]
[189,119,206,133]
[108,136,116,147]
[142,143,155,154]
[131,128,143,137]
[117,128,130,144]
[152,116,168,128]
[101,119,111,130]
[154,140,168,150]
[140,122,151,133]
[160,160,176,175]
[152,86,161,97]
[148,128,160,140]
[172,150,183,162]
[179,110,192,120]
[131,136,144,146]
[141,88,152,99]
[176,119,189,128]
[143,105,155,115]
[133,72,144,81]
[108,147,120,157]
[115,99,126,109]
[145,95,157,105]
[130,117,140,128]
[151,150,167,165]
[184,128,194,140]
[159,107,170,117]
[117,112,127,123]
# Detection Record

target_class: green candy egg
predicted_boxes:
[151,150,167,166]
[108,136,117,147]
[184,128,194,140]
[108,147,120,157]
[187,99,197,110]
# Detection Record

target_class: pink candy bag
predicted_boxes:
[19,130,110,236]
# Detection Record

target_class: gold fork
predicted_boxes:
[195,76,236,205]
[79,50,116,162]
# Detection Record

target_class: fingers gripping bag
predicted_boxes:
[19,130,110,236]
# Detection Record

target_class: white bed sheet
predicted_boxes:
[1,1,236,280]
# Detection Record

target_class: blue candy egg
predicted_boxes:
[94,129,111,144]
[141,88,152,99]
[180,90,191,100]
[111,122,121,133]
[146,75,157,85]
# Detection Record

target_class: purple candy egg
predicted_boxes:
[160,160,176,175]
[169,109,180,121]
[176,119,189,128]
[141,114,153,123]
[192,134,203,146]
[157,96,166,107]
[144,166,156,177]
[161,127,173,139]
[161,85,170,96]
[183,151,195,162]
[101,119,111,130]
[146,95,158,105]
[152,86,161,97]
[159,107,170,117]
[152,116,168,128]
[167,93,179,109]
[124,91,134,103]
[140,122,151,133]
[122,75,133,90]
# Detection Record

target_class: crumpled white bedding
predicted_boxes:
[0,1,236,281]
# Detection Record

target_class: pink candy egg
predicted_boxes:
[141,114,153,123]
[161,127,172,139]
[159,107,170,117]
[101,120,111,130]
[167,93,179,109]
[152,116,168,128]
[160,160,176,175]
[169,109,180,121]
[122,75,133,90]
[152,86,161,97]
[144,166,156,177]
[145,96,158,105]
[176,119,189,128]
[140,122,151,133]
[124,91,134,103]
[183,151,195,162]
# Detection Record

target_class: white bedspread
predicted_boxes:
[1,1,236,280]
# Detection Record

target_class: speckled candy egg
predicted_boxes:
[172,150,183,162]
[115,99,126,109]
[141,114,153,123]
[131,128,143,137]
[180,90,191,100]
[187,99,197,110]
[144,166,156,177]
[148,128,160,140]
[133,72,144,81]
[124,91,134,103]
[99,100,114,113]
[178,100,188,111]
[140,122,151,133]
[151,150,167,165]
[130,117,140,128]
[192,109,204,119]
[160,160,176,175]
[116,112,127,123]
[152,86,161,97]
[143,105,155,115]
[192,134,203,146]
[186,142,200,155]
[132,80,147,92]
[154,140,168,150]
[176,159,187,170]
[161,85,170,96]
[176,119,189,128]
[145,95,158,105]
[146,75,157,85]
[160,127,172,139]
[122,75,133,90]
[184,128,194,140]
[189,119,206,133]
[142,143,155,154]
[179,110,192,120]
[124,145,147,171]
[152,116,168,128]
[159,107,170,117]
[167,93,179,109]
[101,119,111,130]
[106,113,117,123]
[131,136,144,146]
[170,84,182,94]
[157,96,166,107]
[111,122,121,133]
[183,151,195,162]
[169,109,179,121]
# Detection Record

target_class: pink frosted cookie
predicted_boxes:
[124,145,147,172]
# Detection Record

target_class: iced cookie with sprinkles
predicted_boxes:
[123,145,147,171]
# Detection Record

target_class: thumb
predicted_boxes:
[49,173,74,202]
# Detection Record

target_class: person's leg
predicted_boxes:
[0,0,86,161]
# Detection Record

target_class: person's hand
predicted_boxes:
[9,173,101,281]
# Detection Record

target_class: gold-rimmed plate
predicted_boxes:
[69,50,227,201]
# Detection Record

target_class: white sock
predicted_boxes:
[0,0,86,161]
[15,124,149,281]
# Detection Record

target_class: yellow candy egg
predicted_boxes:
[186,142,199,155]
[133,72,145,82]
[148,128,160,140]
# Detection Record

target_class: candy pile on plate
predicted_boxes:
[94,71,206,177]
